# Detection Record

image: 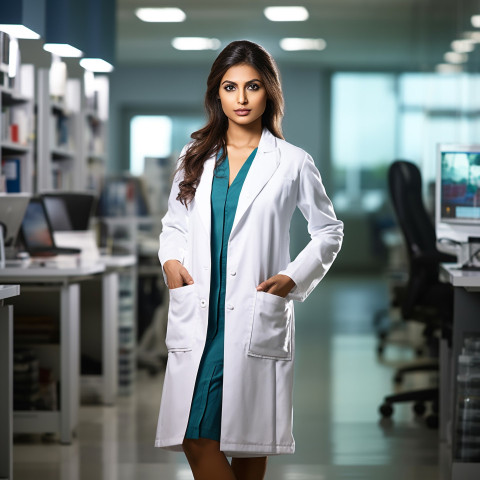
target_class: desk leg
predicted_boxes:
[440,337,452,444]
[102,272,118,405]
[0,305,13,480]
[60,283,80,445]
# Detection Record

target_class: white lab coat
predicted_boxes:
[155,127,343,457]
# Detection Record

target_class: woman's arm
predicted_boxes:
[158,146,190,286]
[277,152,344,302]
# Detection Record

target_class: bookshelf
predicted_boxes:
[81,75,109,195]
[36,68,82,193]
[0,65,35,194]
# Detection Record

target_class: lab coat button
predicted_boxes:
[200,299,207,308]
[230,271,236,276]
[227,304,234,310]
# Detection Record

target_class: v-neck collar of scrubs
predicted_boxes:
[226,147,258,189]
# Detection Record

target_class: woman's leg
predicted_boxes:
[183,438,237,480]
[231,456,268,480]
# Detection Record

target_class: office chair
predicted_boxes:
[379,160,455,427]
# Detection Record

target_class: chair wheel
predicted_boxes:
[415,348,423,357]
[425,414,439,429]
[394,373,403,384]
[413,402,426,416]
[379,403,393,418]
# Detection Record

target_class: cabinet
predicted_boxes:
[0,65,35,194]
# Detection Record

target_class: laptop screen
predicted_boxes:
[21,200,55,249]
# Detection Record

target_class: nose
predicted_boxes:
[237,88,248,105]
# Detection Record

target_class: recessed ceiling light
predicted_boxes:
[0,25,40,39]
[135,8,186,23]
[464,31,480,43]
[171,37,221,51]
[264,6,309,22]
[472,15,480,28]
[436,63,463,74]
[280,38,326,51]
[444,51,468,64]
[451,39,475,53]
[80,58,114,73]
[44,44,83,58]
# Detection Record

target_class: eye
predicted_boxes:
[248,83,260,91]
[224,84,236,91]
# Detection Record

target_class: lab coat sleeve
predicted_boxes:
[158,146,189,286]
[277,153,344,302]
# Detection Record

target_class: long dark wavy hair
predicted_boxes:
[175,40,285,207]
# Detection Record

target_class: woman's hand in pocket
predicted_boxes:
[256,274,296,298]
[163,259,194,289]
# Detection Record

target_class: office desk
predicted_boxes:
[440,264,480,480]
[0,285,20,480]
[0,263,104,445]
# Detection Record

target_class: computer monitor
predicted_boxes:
[436,144,480,246]
[0,193,31,247]
[40,192,95,231]
[42,196,73,231]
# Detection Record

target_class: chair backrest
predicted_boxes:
[388,160,440,318]
[388,160,438,260]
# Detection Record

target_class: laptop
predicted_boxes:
[20,198,81,257]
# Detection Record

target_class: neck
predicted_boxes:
[226,119,262,148]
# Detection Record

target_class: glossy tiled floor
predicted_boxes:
[13,275,449,479]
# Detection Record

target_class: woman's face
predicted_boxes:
[218,63,267,130]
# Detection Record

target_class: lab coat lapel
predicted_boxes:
[230,128,280,237]
[195,156,215,238]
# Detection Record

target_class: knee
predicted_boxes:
[182,438,218,464]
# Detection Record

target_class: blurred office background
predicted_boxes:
[3,0,480,479]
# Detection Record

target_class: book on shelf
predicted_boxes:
[1,156,21,192]
[2,105,29,145]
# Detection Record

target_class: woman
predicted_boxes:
[155,40,343,480]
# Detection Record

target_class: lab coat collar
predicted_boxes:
[194,127,280,239]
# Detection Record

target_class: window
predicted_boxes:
[332,72,480,213]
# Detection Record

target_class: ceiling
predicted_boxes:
[116,0,472,71]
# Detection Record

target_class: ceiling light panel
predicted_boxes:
[44,43,83,57]
[472,15,480,28]
[135,8,186,23]
[172,37,221,50]
[264,6,309,22]
[444,51,468,64]
[451,39,475,53]
[280,38,326,51]
[0,25,40,39]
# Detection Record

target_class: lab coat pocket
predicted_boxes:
[166,284,197,352]
[248,290,292,360]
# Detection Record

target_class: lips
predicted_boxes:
[234,109,251,116]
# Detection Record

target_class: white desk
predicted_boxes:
[0,285,20,480]
[0,263,104,445]
[440,264,480,480]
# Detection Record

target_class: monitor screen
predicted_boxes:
[43,196,73,231]
[21,200,55,249]
[440,150,480,223]
[436,144,480,247]
[41,193,95,231]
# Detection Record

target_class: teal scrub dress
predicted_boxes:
[184,147,258,441]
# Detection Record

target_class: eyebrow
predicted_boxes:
[221,78,263,86]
